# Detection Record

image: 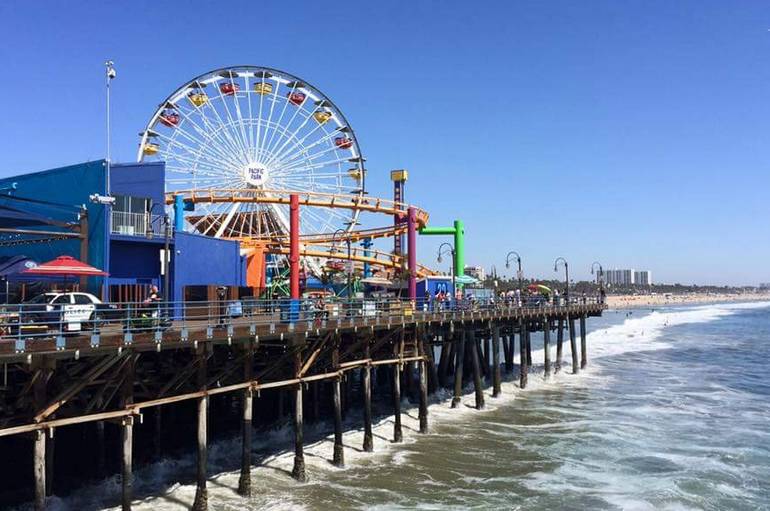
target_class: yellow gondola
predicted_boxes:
[188,92,208,107]
[143,142,160,156]
[348,168,362,180]
[254,82,273,95]
[313,111,332,124]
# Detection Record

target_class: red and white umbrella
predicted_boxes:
[22,255,108,277]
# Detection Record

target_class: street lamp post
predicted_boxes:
[591,261,604,302]
[554,257,569,305]
[505,251,522,304]
[147,205,171,316]
[437,242,455,306]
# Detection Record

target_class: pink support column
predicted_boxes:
[407,206,417,302]
[290,194,300,300]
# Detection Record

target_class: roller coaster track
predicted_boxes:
[167,188,438,277]
[165,189,430,228]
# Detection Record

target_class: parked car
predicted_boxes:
[16,292,121,333]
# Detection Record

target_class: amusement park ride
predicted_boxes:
[137,66,462,297]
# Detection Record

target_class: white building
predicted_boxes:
[604,268,652,286]
[464,265,486,281]
[634,270,652,286]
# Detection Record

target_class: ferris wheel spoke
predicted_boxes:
[214,79,252,161]
[257,80,281,164]
[177,99,246,163]
[263,92,317,161]
[160,129,243,174]
[276,148,347,175]
[264,119,329,169]
[201,91,250,164]
[262,84,297,161]
[271,128,344,169]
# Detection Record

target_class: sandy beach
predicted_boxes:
[606,292,770,309]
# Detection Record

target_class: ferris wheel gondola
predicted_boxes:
[137,66,366,255]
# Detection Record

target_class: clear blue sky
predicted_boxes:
[1,1,768,285]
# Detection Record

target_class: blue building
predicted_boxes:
[0,160,245,307]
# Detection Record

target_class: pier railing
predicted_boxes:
[0,295,604,350]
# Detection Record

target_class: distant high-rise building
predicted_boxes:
[634,270,652,286]
[604,269,652,286]
[464,265,486,281]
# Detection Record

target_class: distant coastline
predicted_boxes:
[605,292,770,309]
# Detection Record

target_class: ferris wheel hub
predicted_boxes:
[243,163,269,187]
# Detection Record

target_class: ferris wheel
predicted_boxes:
[137,66,366,242]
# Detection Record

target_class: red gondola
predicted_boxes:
[219,82,240,95]
[159,110,180,127]
[334,137,353,149]
[287,91,306,106]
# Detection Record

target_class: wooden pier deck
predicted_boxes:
[0,300,605,510]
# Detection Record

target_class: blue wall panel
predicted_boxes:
[0,161,108,294]
[111,162,165,209]
[173,232,245,305]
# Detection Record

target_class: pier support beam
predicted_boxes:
[569,316,579,374]
[392,340,403,443]
[526,326,532,367]
[492,327,501,397]
[418,335,429,433]
[503,332,513,373]
[332,340,344,467]
[362,337,373,452]
[237,342,254,497]
[469,332,485,410]
[193,347,209,511]
[121,417,134,511]
[33,430,45,511]
[451,331,466,408]
[438,338,452,388]
[556,317,564,373]
[580,315,588,369]
[519,320,528,389]
[121,354,135,511]
[291,347,307,482]
[543,318,552,379]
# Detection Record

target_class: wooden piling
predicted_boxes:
[519,320,528,389]
[392,340,403,443]
[569,316,579,374]
[121,416,133,511]
[291,347,307,482]
[484,336,492,381]
[438,339,453,388]
[95,420,106,479]
[418,335,429,433]
[237,342,254,496]
[192,347,209,511]
[525,325,532,367]
[503,332,513,373]
[580,314,587,369]
[33,429,45,511]
[469,332,485,410]
[32,358,50,511]
[362,337,373,452]
[492,327,501,397]
[121,353,135,511]
[425,334,439,394]
[451,331,466,408]
[556,317,564,373]
[331,340,344,467]
[543,318,552,379]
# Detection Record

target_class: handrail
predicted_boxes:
[0,296,605,345]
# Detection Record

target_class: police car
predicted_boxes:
[20,292,120,333]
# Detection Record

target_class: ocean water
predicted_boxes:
[38,302,770,511]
